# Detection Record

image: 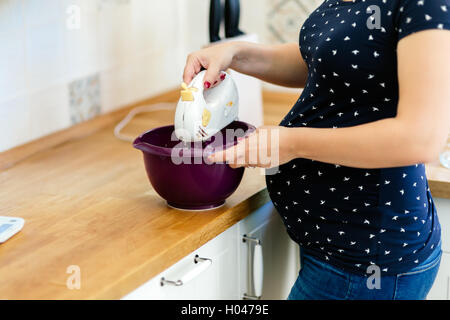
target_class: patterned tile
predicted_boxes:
[68,73,101,124]
[267,0,323,43]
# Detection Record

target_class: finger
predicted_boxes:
[203,64,221,90]
[183,55,202,84]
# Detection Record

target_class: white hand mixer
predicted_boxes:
[174,70,239,142]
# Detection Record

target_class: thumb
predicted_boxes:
[203,64,221,90]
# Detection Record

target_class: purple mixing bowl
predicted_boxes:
[133,121,256,210]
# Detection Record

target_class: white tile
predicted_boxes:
[0,0,24,31]
[27,84,71,139]
[181,0,209,52]
[65,12,100,80]
[22,0,63,27]
[97,0,133,70]
[25,21,68,92]
[0,96,31,152]
[0,27,26,104]
[0,0,26,103]
[100,48,183,113]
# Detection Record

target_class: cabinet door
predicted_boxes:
[238,201,300,300]
[122,224,240,300]
[428,198,450,300]
[434,198,450,253]
[427,252,450,300]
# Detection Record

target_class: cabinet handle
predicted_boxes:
[160,255,212,287]
[243,235,263,299]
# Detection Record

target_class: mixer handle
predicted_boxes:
[189,70,229,93]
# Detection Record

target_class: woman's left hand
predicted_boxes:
[207,126,296,169]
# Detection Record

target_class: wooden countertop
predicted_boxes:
[0,91,269,299]
[0,90,448,299]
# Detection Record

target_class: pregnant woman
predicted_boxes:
[183,0,450,299]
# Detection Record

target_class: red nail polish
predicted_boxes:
[220,74,226,80]
[214,80,218,85]
[204,81,211,89]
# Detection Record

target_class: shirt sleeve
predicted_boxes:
[395,0,450,41]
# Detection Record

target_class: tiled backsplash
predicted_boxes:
[0,0,318,152]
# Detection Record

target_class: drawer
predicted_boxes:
[122,224,240,300]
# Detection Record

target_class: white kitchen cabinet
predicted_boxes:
[238,202,299,300]
[122,201,299,300]
[123,224,240,300]
[428,197,450,300]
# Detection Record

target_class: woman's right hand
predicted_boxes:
[183,42,239,90]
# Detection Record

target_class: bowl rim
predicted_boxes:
[133,121,256,157]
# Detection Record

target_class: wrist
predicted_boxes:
[229,42,251,69]
[281,127,303,160]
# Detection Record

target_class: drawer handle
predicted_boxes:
[160,255,212,287]
[243,235,263,300]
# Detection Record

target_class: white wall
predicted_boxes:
[0,0,319,152]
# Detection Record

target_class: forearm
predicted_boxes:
[285,118,442,169]
[230,42,308,88]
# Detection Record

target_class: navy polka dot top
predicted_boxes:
[266,0,450,275]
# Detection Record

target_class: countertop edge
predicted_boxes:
[94,188,270,300]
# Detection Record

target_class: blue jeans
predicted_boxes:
[288,241,442,300]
